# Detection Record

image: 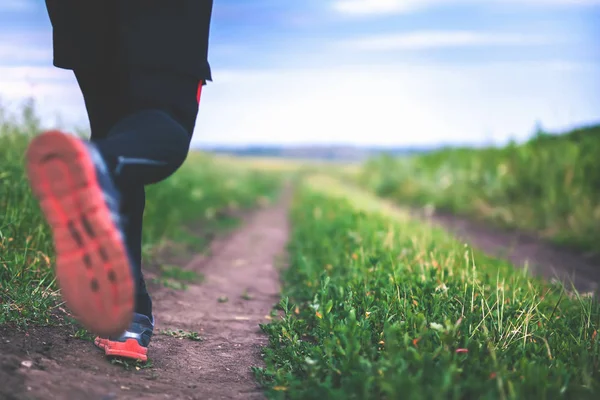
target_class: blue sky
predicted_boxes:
[0,0,599,147]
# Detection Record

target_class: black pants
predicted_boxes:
[45,0,212,319]
[45,0,213,80]
[73,67,203,318]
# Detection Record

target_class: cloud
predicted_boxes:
[0,0,37,12]
[1,61,598,146]
[338,31,554,51]
[0,31,53,64]
[190,61,600,147]
[521,0,600,4]
[332,0,600,16]
[0,43,52,64]
[0,66,85,129]
[333,0,424,14]
[0,66,70,83]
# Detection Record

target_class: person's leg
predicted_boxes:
[35,0,210,356]
[73,66,127,140]
[121,185,151,317]
[73,68,153,319]
[92,69,202,189]
[31,0,137,338]
[88,69,203,361]
[75,68,202,324]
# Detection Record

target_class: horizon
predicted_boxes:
[1,1,599,147]
[191,122,588,150]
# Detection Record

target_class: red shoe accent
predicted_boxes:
[94,336,108,350]
[197,80,204,104]
[103,338,148,362]
[25,130,134,337]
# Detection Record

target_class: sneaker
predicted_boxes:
[25,130,134,337]
[95,313,154,361]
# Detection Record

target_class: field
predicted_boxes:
[1,108,599,399]
[356,125,600,254]
[257,176,599,399]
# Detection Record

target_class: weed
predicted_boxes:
[72,328,94,342]
[150,277,187,291]
[241,290,254,300]
[160,265,203,283]
[109,357,154,371]
[160,329,203,341]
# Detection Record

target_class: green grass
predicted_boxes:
[160,328,203,341]
[357,125,600,254]
[151,263,204,291]
[255,175,600,399]
[159,264,203,283]
[109,357,154,371]
[0,103,281,327]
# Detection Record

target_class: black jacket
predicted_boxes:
[45,0,213,81]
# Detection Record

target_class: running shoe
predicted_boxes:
[25,130,134,337]
[95,312,154,361]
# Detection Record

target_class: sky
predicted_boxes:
[0,0,599,147]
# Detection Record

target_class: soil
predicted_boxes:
[418,209,600,294]
[0,196,290,400]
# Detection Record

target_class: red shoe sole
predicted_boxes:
[95,336,148,361]
[103,338,148,362]
[25,130,134,337]
[94,336,108,350]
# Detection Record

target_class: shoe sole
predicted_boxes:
[95,335,150,362]
[103,338,148,362]
[25,130,134,337]
[94,337,107,350]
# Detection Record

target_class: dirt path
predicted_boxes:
[416,209,600,294]
[0,198,289,400]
